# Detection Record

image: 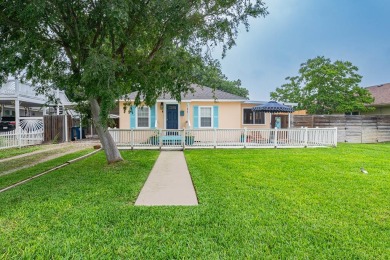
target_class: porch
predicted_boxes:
[108,127,338,149]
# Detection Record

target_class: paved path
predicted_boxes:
[135,151,198,206]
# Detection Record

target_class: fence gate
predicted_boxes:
[44,115,72,143]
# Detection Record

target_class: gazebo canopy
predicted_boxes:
[252,101,294,113]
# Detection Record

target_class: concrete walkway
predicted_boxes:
[135,151,198,206]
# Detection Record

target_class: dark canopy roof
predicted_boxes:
[252,101,294,113]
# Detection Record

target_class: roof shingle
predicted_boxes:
[366,83,390,106]
[123,84,247,101]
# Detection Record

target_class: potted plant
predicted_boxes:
[185,133,195,145]
[240,133,250,143]
[149,135,159,145]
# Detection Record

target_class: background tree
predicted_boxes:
[195,62,249,98]
[270,56,374,114]
[0,0,268,163]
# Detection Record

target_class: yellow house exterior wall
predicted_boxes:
[186,101,242,129]
[119,101,130,129]
[119,100,275,129]
[240,103,271,129]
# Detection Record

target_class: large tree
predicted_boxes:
[270,56,374,114]
[0,0,267,163]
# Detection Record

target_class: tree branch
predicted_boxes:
[147,36,165,62]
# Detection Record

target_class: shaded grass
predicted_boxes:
[0,148,93,189]
[0,146,86,173]
[0,145,43,160]
[0,145,389,258]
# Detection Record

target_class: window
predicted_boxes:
[243,108,265,125]
[345,112,360,115]
[200,107,212,128]
[137,107,149,128]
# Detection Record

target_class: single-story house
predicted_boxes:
[364,83,390,115]
[118,85,273,130]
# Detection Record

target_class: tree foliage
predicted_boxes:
[0,0,267,162]
[196,63,249,98]
[270,56,374,114]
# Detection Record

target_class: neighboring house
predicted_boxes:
[0,80,76,133]
[364,83,390,115]
[118,84,272,130]
[0,80,74,117]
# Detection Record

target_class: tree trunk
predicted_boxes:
[90,98,123,164]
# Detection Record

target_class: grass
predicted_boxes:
[0,144,389,258]
[0,148,94,190]
[0,145,44,160]
[0,146,88,173]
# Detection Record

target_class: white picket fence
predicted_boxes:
[108,127,337,149]
[0,117,44,150]
[0,129,44,149]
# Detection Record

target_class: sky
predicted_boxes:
[213,0,390,100]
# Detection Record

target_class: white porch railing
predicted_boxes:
[0,117,44,150]
[108,127,338,149]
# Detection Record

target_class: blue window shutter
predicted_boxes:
[130,105,136,129]
[213,106,219,128]
[150,105,156,129]
[193,106,199,129]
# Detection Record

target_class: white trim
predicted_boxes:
[154,105,158,128]
[199,106,213,128]
[182,99,246,102]
[164,102,180,129]
[186,103,191,128]
[242,108,266,125]
[243,100,267,104]
[135,106,151,129]
[282,102,298,107]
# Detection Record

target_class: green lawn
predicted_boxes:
[0,146,93,174]
[0,145,43,160]
[0,145,389,258]
[0,148,94,189]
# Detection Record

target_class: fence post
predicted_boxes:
[213,128,217,149]
[17,127,22,148]
[304,127,308,147]
[159,129,162,150]
[131,129,134,150]
[64,115,68,142]
[182,129,186,150]
[243,128,247,148]
[274,127,278,148]
[333,127,338,147]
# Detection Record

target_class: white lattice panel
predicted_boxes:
[20,117,44,132]
[0,81,16,95]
